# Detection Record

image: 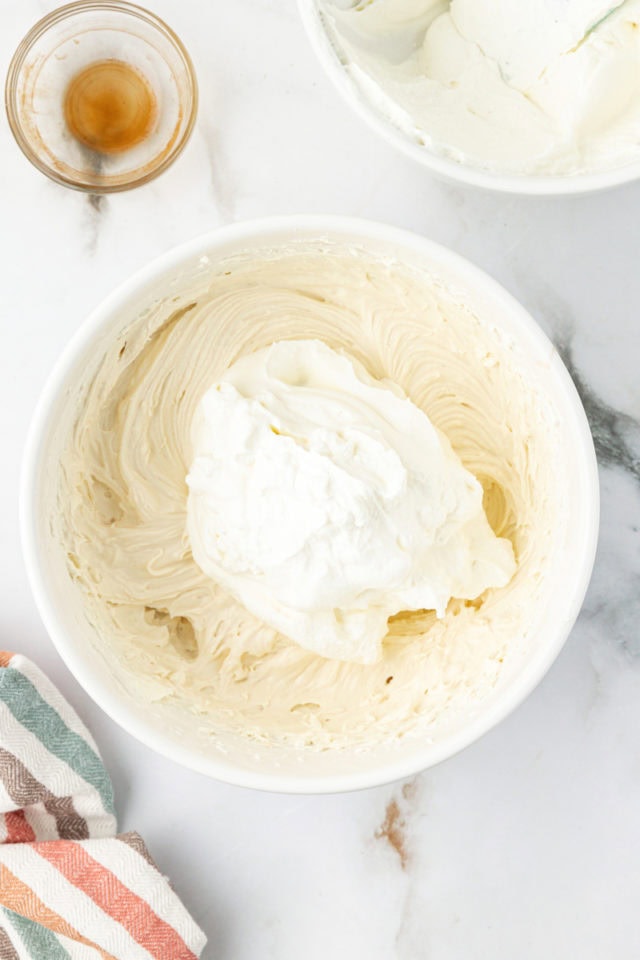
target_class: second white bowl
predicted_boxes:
[298,0,640,196]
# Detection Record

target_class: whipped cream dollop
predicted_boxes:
[321,0,640,175]
[186,340,515,664]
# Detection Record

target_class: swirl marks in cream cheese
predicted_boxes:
[59,248,561,748]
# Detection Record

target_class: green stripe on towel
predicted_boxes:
[0,669,114,816]
[3,909,72,960]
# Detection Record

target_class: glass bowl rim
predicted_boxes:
[5,0,199,193]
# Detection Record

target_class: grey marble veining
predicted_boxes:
[560,337,640,482]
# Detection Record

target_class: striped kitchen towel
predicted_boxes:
[0,651,206,960]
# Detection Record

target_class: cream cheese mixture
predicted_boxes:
[320,0,640,176]
[59,247,561,748]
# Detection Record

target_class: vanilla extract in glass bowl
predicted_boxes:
[5,1,198,192]
[64,58,157,155]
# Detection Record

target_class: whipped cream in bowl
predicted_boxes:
[187,339,516,664]
[299,0,640,192]
[22,217,598,791]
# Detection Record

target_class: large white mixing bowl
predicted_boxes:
[21,217,599,792]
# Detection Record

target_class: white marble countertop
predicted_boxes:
[2,1,640,957]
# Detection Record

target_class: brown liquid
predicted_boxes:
[63,59,156,154]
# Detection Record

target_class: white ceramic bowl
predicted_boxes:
[21,216,599,793]
[298,0,640,196]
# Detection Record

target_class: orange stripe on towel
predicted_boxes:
[0,863,118,960]
[36,842,198,960]
[0,652,14,668]
[3,811,36,844]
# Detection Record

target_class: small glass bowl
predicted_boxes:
[5,1,198,192]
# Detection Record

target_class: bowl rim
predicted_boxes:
[297,0,640,197]
[4,0,199,194]
[20,215,600,793]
